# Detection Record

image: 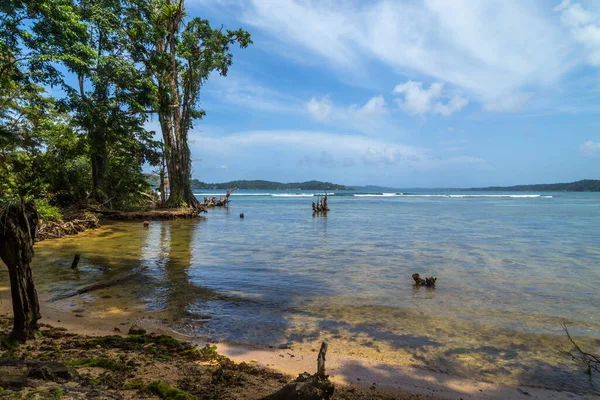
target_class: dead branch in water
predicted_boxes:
[204,188,237,207]
[561,323,600,378]
[37,213,100,241]
[262,342,334,400]
[412,273,437,287]
[312,195,330,213]
[50,266,147,302]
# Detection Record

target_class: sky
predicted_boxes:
[157,0,600,188]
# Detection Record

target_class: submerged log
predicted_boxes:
[263,342,334,400]
[412,273,437,287]
[204,188,237,208]
[0,201,41,342]
[50,266,147,302]
[312,195,330,213]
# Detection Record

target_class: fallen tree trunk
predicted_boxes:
[262,342,334,400]
[0,201,41,342]
[204,188,237,208]
[50,266,147,302]
[86,207,206,220]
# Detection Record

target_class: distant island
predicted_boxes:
[467,179,600,192]
[191,180,353,191]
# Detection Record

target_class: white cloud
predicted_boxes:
[393,81,443,115]
[556,0,600,66]
[307,95,392,134]
[191,129,487,170]
[581,140,600,156]
[307,96,333,121]
[206,73,302,113]
[216,164,228,169]
[350,95,388,119]
[234,0,573,111]
[482,92,531,112]
[393,81,467,116]
[434,96,469,117]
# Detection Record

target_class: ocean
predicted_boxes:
[29,189,600,393]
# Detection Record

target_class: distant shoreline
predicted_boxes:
[465,179,600,192]
[190,179,600,192]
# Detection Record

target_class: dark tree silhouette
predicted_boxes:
[0,201,41,342]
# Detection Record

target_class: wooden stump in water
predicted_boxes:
[0,201,41,342]
[412,273,437,287]
[312,195,330,213]
[262,342,334,400]
[70,254,80,269]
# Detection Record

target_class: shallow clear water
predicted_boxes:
[23,190,600,392]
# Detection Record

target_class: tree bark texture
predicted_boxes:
[0,201,41,342]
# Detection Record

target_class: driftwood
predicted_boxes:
[312,195,330,213]
[37,213,100,241]
[50,266,147,302]
[87,207,206,220]
[412,273,436,287]
[561,323,600,378]
[204,188,237,207]
[262,342,334,400]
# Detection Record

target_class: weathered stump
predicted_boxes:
[0,201,41,342]
[204,188,237,207]
[70,254,80,269]
[312,195,330,213]
[412,273,437,287]
[262,342,334,400]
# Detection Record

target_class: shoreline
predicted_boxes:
[10,294,595,400]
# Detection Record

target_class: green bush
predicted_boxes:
[35,198,63,221]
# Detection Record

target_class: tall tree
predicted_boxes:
[125,0,251,207]
[54,0,158,201]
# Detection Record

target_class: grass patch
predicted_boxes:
[49,388,63,399]
[122,380,145,390]
[66,358,127,371]
[147,380,198,400]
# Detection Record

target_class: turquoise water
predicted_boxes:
[29,190,600,392]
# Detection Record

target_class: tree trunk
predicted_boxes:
[0,201,41,342]
[90,150,107,202]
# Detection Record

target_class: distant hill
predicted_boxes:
[349,185,401,192]
[191,180,352,190]
[468,179,600,192]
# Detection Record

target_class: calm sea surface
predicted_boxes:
[25,190,600,392]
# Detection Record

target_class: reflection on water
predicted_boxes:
[18,193,600,392]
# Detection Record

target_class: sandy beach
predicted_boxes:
[1,283,595,400]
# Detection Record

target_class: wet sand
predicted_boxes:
[1,287,595,400]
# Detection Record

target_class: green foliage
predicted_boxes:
[50,388,63,399]
[192,180,352,191]
[147,380,199,400]
[35,198,63,221]
[471,179,600,192]
[122,380,145,390]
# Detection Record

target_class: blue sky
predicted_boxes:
[152,0,600,187]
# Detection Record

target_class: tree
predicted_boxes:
[0,201,41,342]
[125,0,251,207]
[53,0,158,202]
